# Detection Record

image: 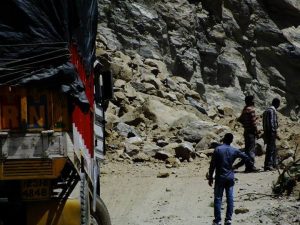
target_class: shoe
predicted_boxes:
[244,167,260,173]
[264,166,274,171]
[225,220,232,225]
[212,221,221,225]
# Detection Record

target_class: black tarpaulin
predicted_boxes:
[0,0,98,105]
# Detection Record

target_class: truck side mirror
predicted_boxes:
[94,60,114,104]
[101,71,114,101]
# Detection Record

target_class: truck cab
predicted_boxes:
[0,66,112,225]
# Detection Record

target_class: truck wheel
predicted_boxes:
[80,173,90,225]
[90,197,111,225]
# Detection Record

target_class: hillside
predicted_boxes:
[96,1,300,224]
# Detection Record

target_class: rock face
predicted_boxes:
[97,0,300,168]
[98,0,300,118]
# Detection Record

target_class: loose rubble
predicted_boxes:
[96,1,300,224]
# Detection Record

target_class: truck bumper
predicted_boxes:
[26,198,81,225]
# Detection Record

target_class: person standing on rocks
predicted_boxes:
[263,98,280,171]
[207,133,252,225]
[236,95,259,172]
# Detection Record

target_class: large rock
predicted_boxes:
[142,98,199,126]
[203,85,245,115]
[142,143,161,157]
[132,152,151,162]
[256,138,266,156]
[154,151,173,161]
[174,142,195,161]
[118,109,145,126]
[195,134,218,152]
[179,120,230,143]
[115,122,140,138]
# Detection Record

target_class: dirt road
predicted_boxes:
[100,156,299,225]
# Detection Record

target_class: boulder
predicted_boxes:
[235,208,249,214]
[143,143,161,157]
[256,138,266,156]
[179,120,229,143]
[278,149,295,161]
[281,157,294,167]
[141,73,164,90]
[124,143,140,157]
[187,97,208,115]
[157,172,170,178]
[119,109,145,126]
[195,134,218,152]
[156,139,169,147]
[165,157,181,168]
[201,149,215,157]
[127,136,144,145]
[132,152,151,162]
[174,142,195,161]
[154,151,173,161]
[115,122,140,138]
[142,98,199,126]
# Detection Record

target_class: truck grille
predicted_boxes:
[3,160,53,178]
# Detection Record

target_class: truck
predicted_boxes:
[0,1,112,224]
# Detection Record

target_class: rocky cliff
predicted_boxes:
[96,0,300,169]
[97,0,300,118]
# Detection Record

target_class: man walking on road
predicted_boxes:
[236,95,259,172]
[263,98,280,171]
[208,133,252,225]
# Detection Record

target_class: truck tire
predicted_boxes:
[80,173,90,225]
[90,197,111,225]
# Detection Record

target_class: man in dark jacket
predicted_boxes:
[208,133,252,225]
[263,98,280,171]
[236,95,259,172]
